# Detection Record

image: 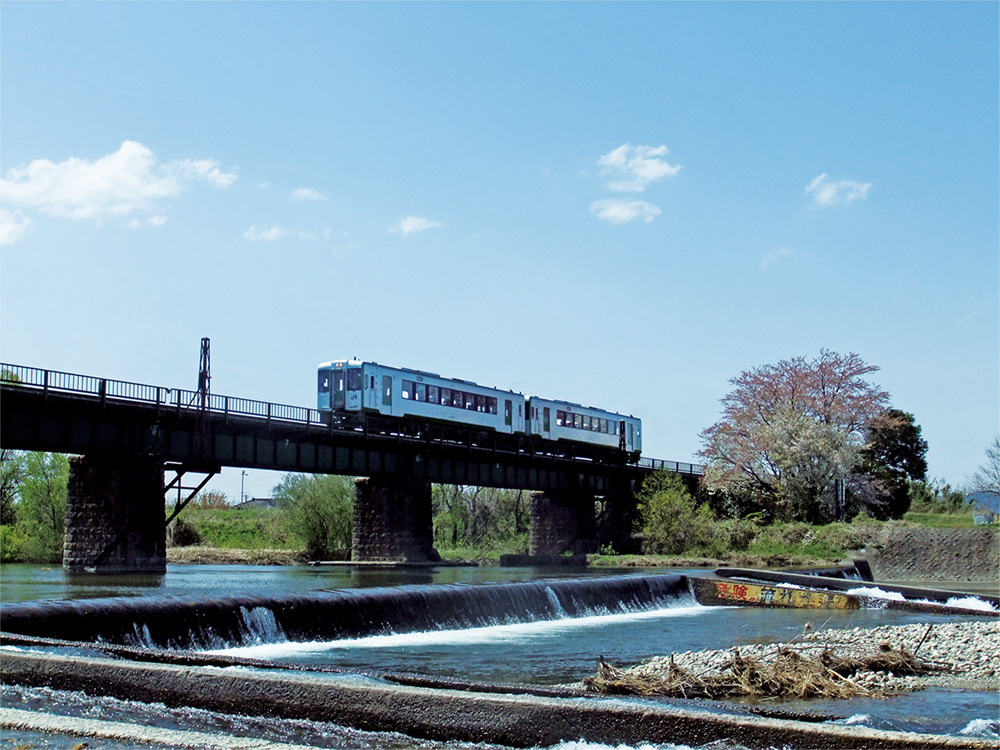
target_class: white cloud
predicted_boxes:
[0,141,237,229]
[805,173,872,207]
[760,247,795,271]
[590,198,662,224]
[244,225,288,242]
[243,224,330,242]
[291,188,326,202]
[391,216,444,238]
[0,208,31,246]
[598,144,681,193]
[128,215,168,229]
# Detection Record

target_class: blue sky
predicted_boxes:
[2,2,997,501]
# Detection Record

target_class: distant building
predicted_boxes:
[967,491,999,525]
[233,497,276,510]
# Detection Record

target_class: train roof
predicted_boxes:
[317,360,523,395]
[527,395,637,420]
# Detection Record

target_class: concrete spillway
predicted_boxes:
[0,573,690,650]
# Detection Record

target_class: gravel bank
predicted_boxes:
[624,620,1000,695]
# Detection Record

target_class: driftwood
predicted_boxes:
[583,642,948,701]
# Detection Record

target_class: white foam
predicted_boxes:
[943,596,997,612]
[847,587,905,601]
[960,718,999,738]
[210,604,710,660]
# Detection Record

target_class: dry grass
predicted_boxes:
[583,642,948,701]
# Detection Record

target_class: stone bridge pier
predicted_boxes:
[352,475,439,562]
[529,480,641,557]
[63,455,166,575]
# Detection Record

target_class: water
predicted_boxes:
[2,563,998,749]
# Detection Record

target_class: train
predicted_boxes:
[317,359,641,459]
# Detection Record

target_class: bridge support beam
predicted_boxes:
[529,491,597,556]
[64,455,166,575]
[352,476,439,562]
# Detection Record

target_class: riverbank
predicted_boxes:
[609,620,1000,697]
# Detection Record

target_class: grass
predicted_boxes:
[170,506,298,550]
[902,511,980,528]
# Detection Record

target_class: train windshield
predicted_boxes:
[318,371,330,394]
[346,368,363,391]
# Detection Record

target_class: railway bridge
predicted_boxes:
[0,363,704,574]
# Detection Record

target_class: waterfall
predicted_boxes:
[0,573,690,651]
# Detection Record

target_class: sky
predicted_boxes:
[1,2,997,502]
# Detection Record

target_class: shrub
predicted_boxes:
[273,474,354,559]
[636,471,715,555]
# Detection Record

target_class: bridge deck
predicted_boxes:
[1,363,703,491]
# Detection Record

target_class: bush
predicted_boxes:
[273,474,354,559]
[636,471,715,555]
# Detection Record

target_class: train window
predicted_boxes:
[382,375,392,406]
[440,388,451,406]
[543,407,550,431]
[333,372,344,392]
[401,380,413,400]
[488,397,497,414]
[476,394,485,412]
[573,414,582,429]
[318,372,330,393]
[504,399,512,426]
[581,415,590,430]
[347,369,362,391]
[415,383,427,402]
[428,385,439,404]
[370,376,375,390]
[556,410,565,427]
[453,390,464,408]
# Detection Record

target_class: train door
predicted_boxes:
[382,374,393,415]
[332,370,345,409]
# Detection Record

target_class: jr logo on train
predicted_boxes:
[317,359,641,460]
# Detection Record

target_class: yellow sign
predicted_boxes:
[710,580,858,610]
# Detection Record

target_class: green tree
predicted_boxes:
[0,449,23,526]
[431,484,528,554]
[859,409,928,519]
[6,452,70,563]
[635,470,715,555]
[272,473,354,559]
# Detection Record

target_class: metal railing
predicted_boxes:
[638,457,705,476]
[1,362,705,475]
[0,363,323,427]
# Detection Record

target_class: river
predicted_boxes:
[1,563,997,749]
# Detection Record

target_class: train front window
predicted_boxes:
[346,369,362,391]
[318,372,330,394]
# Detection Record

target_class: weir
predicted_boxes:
[0,573,690,651]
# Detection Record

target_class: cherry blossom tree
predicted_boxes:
[699,350,890,522]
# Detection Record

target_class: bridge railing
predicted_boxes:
[637,457,705,476]
[0,363,324,427]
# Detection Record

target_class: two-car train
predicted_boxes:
[317,359,641,460]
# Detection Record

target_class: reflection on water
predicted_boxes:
[0,563,635,604]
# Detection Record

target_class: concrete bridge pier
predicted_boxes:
[352,475,439,562]
[63,455,166,575]
[529,490,597,556]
